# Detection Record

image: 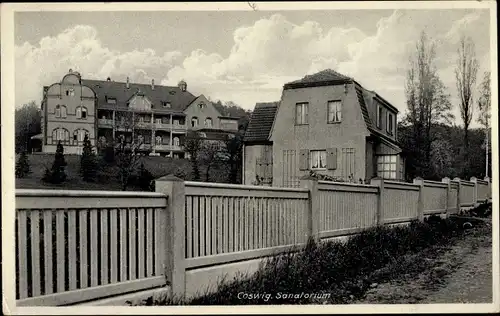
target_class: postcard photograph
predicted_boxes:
[1,1,498,314]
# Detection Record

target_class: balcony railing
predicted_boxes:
[153,123,187,131]
[98,119,187,131]
[98,119,114,127]
[154,144,183,151]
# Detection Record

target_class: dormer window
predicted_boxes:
[162,101,171,108]
[377,104,383,129]
[387,112,394,135]
[107,97,117,104]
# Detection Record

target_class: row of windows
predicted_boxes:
[295,101,396,135]
[51,128,89,144]
[106,96,174,109]
[191,117,212,128]
[54,105,87,119]
[308,150,399,180]
[295,100,342,125]
[376,105,395,135]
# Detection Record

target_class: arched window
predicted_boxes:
[60,105,67,118]
[73,129,89,144]
[205,117,212,128]
[191,117,198,128]
[198,102,205,109]
[52,128,70,144]
[76,106,88,119]
[173,137,180,147]
[155,135,162,145]
[55,105,61,118]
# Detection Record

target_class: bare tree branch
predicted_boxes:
[247,2,258,11]
[454,34,479,177]
[403,31,454,179]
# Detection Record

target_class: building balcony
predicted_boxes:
[153,122,187,132]
[98,120,188,133]
[98,119,114,128]
[153,144,183,152]
[136,122,153,129]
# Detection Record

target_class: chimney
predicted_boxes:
[126,77,130,89]
[151,79,155,90]
[178,79,187,92]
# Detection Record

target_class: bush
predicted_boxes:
[100,145,115,164]
[80,134,98,182]
[139,216,472,306]
[15,151,31,178]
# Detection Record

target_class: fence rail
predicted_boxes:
[15,175,491,305]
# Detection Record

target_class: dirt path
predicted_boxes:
[355,220,493,304]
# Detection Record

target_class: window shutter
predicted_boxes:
[327,148,337,170]
[299,149,309,170]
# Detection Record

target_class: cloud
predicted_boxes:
[15,25,181,107]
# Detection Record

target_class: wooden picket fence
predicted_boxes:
[15,175,491,305]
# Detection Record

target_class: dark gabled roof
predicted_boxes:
[81,79,197,112]
[284,69,352,90]
[355,84,373,129]
[244,102,279,143]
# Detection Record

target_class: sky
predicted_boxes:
[14,7,492,127]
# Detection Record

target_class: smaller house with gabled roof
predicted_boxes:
[243,69,405,187]
[242,102,279,185]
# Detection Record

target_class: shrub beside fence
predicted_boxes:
[15,175,491,305]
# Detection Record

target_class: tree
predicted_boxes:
[477,71,491,177]
[184,130,203,181]
[455,35,479,178]
[43,141,67,184]
[402,31,454,179]
[113,110,145,190]
[15,151,31,178]
[198,141,223,182]
[223,132,244,184]
[15,102,42,153]
[80,134,98,182]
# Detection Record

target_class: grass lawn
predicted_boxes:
[16,153,232,191]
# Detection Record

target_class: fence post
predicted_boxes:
[413,177,425,221]
[442,177,451,217]
[470,177,478,206]
[370,177,384,226]
[300,175,320,242]
[484,176,491,201]
[155,175,186,298]
[453,177,461,214]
